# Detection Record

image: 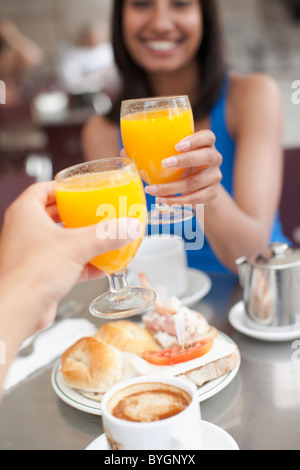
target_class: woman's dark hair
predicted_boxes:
[0,36,5,53]
[107,0,227,123]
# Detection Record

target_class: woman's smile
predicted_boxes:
[145,39,179,53]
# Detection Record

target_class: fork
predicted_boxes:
[18,300,83,357]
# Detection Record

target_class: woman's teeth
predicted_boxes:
[147,41,176,51]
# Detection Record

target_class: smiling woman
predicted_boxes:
[108,0,225,123]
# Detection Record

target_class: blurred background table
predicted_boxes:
[0,272,300,450]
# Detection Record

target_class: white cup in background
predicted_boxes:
[101,376,203,450]
[128,235,188,298]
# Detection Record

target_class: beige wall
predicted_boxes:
[0,0,113,58]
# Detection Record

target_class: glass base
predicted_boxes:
[147,205,194,225]
[89,286,156,319]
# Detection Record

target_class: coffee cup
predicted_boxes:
[101,376,203,450]
[127,235,188,298]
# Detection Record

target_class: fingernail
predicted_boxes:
[175,140,191,152]
[162,156,178,168]
[145,185,158,195]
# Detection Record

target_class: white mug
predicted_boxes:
[127,235,188,298]
[101,376,203,450]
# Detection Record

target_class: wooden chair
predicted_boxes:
[280,148,300,247]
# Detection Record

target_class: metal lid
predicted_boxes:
[247,242,300,269]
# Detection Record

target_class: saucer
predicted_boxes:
[85,421,239,450]
[229,301,300,342]
[179,269,211,307]
[128,267,211,308]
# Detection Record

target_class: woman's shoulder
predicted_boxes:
[81,114,120,160]
[229,71,281,102]
[227,72,282,136]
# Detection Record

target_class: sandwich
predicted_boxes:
[136,273,240,388]
[142,297,218,349]
[138,271,217,348]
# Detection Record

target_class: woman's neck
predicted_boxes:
[147,62,201,105]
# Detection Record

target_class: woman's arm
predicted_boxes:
[147,74,284,272]
[204,74,284,271]
[82,115,120,161]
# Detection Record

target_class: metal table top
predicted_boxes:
[1,272,299,450]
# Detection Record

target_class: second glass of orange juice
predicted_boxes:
[55,157,156,319]
[121,96,195,224]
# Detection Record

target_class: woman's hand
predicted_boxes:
[145,130,223,208]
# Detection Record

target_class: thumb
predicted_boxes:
[67,217,143,265]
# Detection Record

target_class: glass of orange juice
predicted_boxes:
[55,157,156,319]
[121,96,195,224]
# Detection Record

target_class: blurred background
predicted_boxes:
[0,0,299,241]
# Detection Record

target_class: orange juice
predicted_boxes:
[56,169,146,274]
[121,107,194,185]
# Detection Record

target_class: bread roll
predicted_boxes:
[61,337,123,390]
[95,321,160,355]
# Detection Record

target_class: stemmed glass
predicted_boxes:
[121,95,195,225]
[55,157,156,319]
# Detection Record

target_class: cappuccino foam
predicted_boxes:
[108,382,191,422]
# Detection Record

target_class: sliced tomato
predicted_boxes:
[142,338,214,366]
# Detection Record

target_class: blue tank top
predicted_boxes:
[119,75,290,273]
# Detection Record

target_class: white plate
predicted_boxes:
[85,421,239,450]
[179,269,211,307]
[51,331,240,416]
[229,301,300,342]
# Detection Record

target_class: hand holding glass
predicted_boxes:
[55,157,156,319]
[121,95,195,224]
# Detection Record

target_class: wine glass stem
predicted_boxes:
[107,270,129,294]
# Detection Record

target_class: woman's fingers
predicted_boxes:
[162,130,217,168]
[146,165,222,197]
[162,146,222,170]
[156,182,221,207]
